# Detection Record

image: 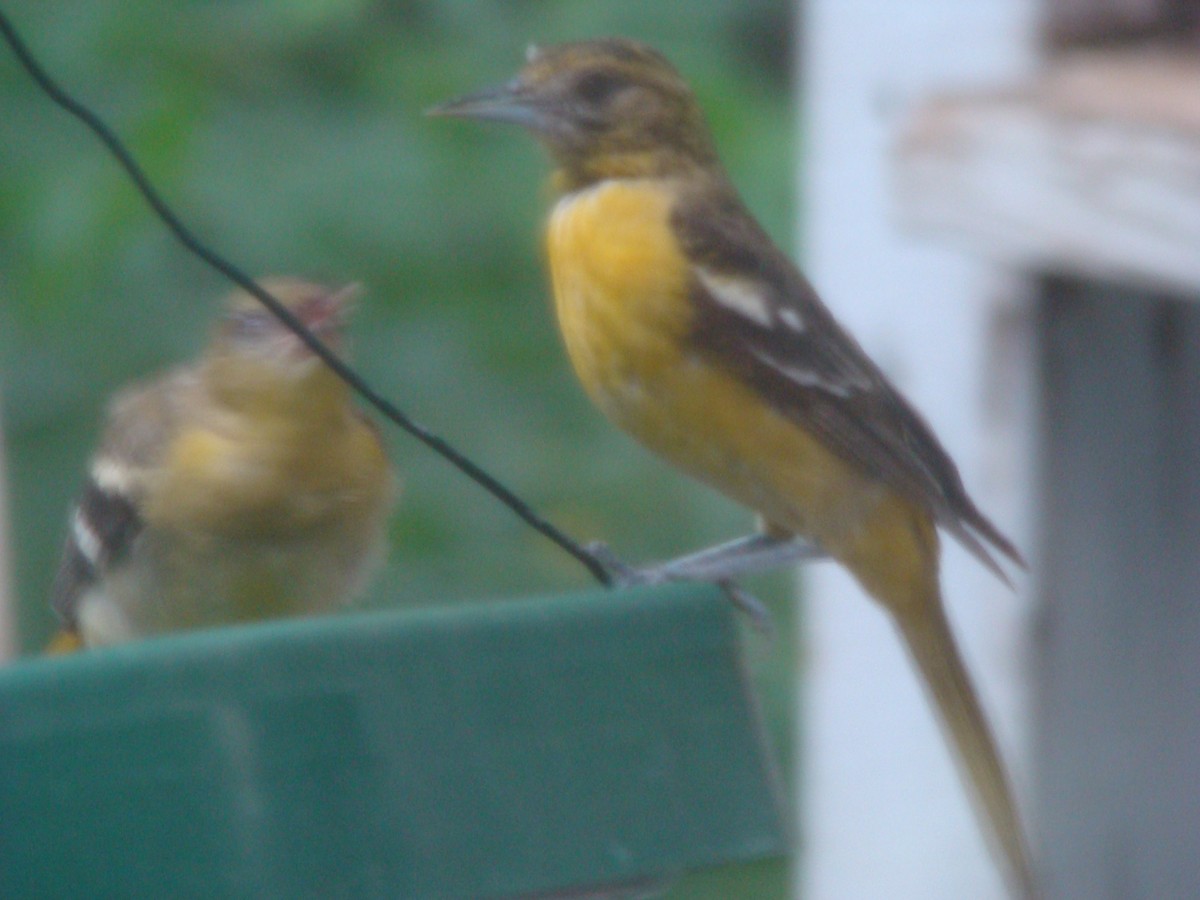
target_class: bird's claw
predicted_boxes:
[586,541,667,587]
[587,541,774,635]
[719,581,774,637]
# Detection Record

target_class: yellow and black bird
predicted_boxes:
[48,278,396,651]
[432,38,1036,896]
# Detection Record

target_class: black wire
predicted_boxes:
[0,9,614,586]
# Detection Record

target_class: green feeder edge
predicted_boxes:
[0,583,788,898]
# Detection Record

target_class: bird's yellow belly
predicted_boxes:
[547,179,887,543]
[76,522,386,647]
[77,415,394,646]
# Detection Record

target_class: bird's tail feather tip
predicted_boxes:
[894,602,1038,899]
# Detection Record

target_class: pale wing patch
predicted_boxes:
[695,267,774,327]
[748,347,858,398]
[71,508,103,567]
[90,455,137,496]
[778,307,805,332]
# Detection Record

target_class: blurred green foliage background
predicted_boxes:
[1,1,798,893]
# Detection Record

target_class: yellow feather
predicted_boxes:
[549,178,891,551]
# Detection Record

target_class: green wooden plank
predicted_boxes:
[0,584,786,898]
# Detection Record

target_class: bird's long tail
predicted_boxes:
[893,597,1038,899]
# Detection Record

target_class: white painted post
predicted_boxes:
[798,2,1037,897]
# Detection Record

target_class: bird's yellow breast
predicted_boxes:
[546,178,890,546]
[150,403,390,540]
[548,178,692,417]
[95,402,393,641]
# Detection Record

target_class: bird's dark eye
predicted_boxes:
[574,70,625,106]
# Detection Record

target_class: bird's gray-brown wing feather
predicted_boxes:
[49,370,194,627]
[672,184,1022,580]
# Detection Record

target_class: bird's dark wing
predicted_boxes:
[672,184,1022,579]
[49,370,193,627]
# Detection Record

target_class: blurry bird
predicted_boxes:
[48,277,396,650]
[432,38,1036,896]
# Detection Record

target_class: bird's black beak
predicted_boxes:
[426,80,551,132]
